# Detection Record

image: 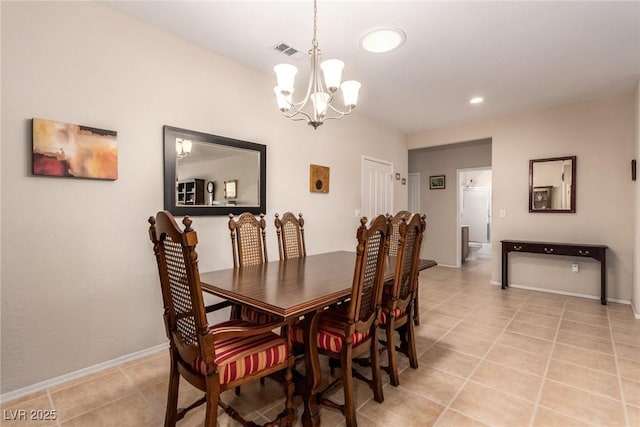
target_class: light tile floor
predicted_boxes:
[2,259,639,426]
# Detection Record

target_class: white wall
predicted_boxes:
[0,2,408,394]
[409,94,635,302]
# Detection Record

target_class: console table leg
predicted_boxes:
[501,251,508,289]
[600,252,607,305]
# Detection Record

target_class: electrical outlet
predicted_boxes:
[572,263,579,273]
[354,209,361,217]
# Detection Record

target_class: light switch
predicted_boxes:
[355,209,361,217]
[499,209,507,218]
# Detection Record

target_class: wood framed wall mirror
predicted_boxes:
[529,155,576,213]
[163,125,266,216]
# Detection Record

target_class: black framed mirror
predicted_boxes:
[529,155,576,213]
[163,125,266,216]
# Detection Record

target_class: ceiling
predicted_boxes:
[104,1,640,134]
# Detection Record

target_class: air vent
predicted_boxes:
[273,42,306,60]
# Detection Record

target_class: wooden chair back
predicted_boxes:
[149,211,209,362]
[348,215,391,335]
[228,212,267,267]
[274,212,306,260]
[388,210,411,257]
[389,214,426,310]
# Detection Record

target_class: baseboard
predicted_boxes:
[0,343,167,404]
[437,263,458,269]
[489,280,631,305]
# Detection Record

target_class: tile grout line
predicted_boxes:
[45,388,62,427]
[608,305,632,427]
[527,297,566,427]
[119,364,167,425]
[55,365,147,426]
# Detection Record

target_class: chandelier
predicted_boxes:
[175,138,192,159]
[273,0,361,129]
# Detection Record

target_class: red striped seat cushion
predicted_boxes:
[378,307,405,325]
[191,320,288,384]
[241,306,278,325]
[291,311,370,353]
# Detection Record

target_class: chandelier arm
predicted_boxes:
[322,107,355,121]
[282,96,313,117]
[321,113,346,122]
[283,108,314,123]
[321,116,345,122]
[285,115,312,123]
[285,97,311,110]
[326,103,353,116]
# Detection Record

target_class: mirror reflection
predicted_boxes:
[529,156,576,213]
[177,142,259,206]
[164,126,266,216]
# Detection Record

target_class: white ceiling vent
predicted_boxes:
[273,42,306,60]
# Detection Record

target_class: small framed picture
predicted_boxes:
[429,175,445,189]
[224,180,237,199]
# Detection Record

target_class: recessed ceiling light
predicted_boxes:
[469,97,484,104]
[360,28,406,53]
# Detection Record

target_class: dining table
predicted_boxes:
[199,250,436,427]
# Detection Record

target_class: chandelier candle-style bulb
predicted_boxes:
[311,92,330,116]
[320,59,344,92]
[341,80,361,108]
[176,138,193,158]
[274,64,298,95]
[274,86,292,111]
[272,0,361,129]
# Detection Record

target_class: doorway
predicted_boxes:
[457,167,492,266]
[361,156,393,220]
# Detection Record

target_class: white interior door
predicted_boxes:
[361,157,393,220]
[408,173,420,212]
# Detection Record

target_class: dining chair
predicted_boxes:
[228,212,276,324]
[148,211,295,427]
[388,210,422,326]
[379,213,426,387]
[274,212,306,260]
[291,215,390,427]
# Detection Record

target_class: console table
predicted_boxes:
[501,240,608,305]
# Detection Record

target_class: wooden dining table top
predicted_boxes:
[199,251,436,321]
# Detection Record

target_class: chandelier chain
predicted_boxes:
[312,0,318,49]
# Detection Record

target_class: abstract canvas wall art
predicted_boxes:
[32,118,118,180]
